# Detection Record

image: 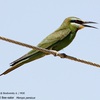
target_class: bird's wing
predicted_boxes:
[37,28,71,48]
[10,28,71,66]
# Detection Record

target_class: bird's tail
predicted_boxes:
[0,51,46,76]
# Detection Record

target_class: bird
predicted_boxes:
[0,16,97,76]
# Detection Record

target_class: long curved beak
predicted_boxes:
[83,21,98,29]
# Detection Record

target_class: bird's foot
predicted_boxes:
[49,50,67,58]
[49,50,59,56]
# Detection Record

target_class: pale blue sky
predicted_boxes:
[0,0,100,100]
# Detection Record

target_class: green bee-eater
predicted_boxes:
[0,17,97,76]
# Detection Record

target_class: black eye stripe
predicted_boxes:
[71,20,83,24]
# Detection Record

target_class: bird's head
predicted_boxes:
[66,17,97,31]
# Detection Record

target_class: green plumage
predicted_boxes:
[1,16,96,76]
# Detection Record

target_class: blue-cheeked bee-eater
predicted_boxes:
[0,16,97,76]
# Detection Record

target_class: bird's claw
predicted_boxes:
[49,50,59,56]
[49,50,67,58]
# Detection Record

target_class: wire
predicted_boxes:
[0,36,100,68]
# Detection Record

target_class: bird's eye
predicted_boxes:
[76,20,83,24]
[71,20,83,24]
[70,20,76,23]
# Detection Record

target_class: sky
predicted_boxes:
[0,0,100,100]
